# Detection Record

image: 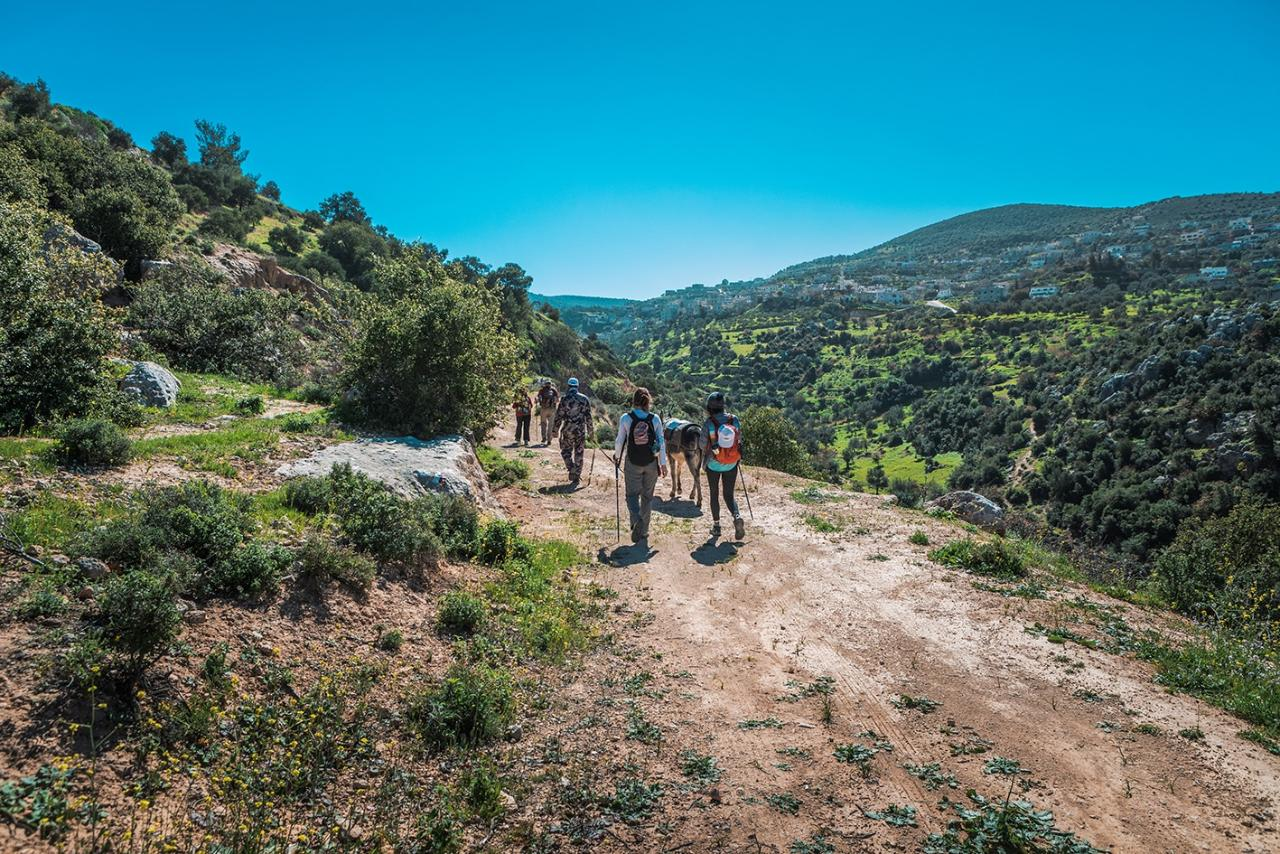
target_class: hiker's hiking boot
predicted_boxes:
[630,524,640,544]
[710,521,721,538]
[734,516,746,540]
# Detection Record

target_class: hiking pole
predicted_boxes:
[588,446,597,486]
[739,463,755,521]
[613,455,621,542]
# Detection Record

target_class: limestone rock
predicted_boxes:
[74,557,110,580]
[276,435,498,512]
[927,491,1005,530]
[208,243,325,301]
[119,360,181,408]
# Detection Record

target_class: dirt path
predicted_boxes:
[493,426,1279,852]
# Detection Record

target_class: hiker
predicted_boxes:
[702,391,745,540]
[512,389,533,446]
[613,387,668,545]
[551,377,593,486]
[536,378,560,445]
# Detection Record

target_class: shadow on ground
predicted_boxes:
[690,537,739,566]
[597,544,658,566]
[653,498,704,519]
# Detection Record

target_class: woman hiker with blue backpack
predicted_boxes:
[703,391,746,541]
[612,387,668,545]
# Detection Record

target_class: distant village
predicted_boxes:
[552,204,1280,336]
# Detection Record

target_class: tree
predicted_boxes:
[150,131,187,168]
[341,258,522,438]
[260,180,280,201]
[740,406,815,477]
[0,204,119,430]
[268,224,305,255]
[318,220,386,288]
[319,191,369,225]
[9,78,51,118]
[866,464,889,494]
[194,120,248,170]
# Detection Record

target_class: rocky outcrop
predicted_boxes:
[208,244,325,301]
[276,435,499,512]
[42,223,102,256]
[118,360,181,408]
[927,491,1005,530]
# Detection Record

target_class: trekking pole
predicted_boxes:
[613,456,621,542]
[588,446,597,486]
[739,463,755,521]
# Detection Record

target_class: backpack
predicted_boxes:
[626,412,658,466]
[708,414,742,466]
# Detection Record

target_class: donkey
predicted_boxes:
[663,419,704,506]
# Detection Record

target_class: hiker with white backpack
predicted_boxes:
[702,391,746,541]
[612,387,668,545]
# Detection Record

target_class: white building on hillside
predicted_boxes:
[1029,285,1060,299]
[873,288,906,305]
[1200,266,1230,280]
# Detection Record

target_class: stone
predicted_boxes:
[42,223,102,256]
[183,609,207,625]
[927,491,1005,530]
[276,434,499,512]
[140,259,175,278]
[1098,372,1133,399]
[207,243,326,301]
[74,557,110,580]
[49,553,71,567]
[119,360,181,408]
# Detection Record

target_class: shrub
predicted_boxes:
[591,376,627,405]
[476,519,531,567]
[127,259,304,384]
[438,590,486,635]
[197,206,255,241]
[294,536,376,592]
[1156,502,1280,621]
[424,495,480,560]
[267,224,304,256]
[741,406,814,477]
[192,540,290,599]
[282,476,332,515]
[0,204,119,431]
[53,418,132,467]
[478,446,530,489]
[930,539,1026,579]
[459,761,504,820]
[889,478,925,508]
[340,259,522,437]
[14,582,68,620]
[98,570,181,676]
[404,664,515,749]
[235,394,265,415]
[376,627,404,652]
[328,464,442,565]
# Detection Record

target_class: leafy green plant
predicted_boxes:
[376,627,404,652]
[0,763,101,842]
[766,792,801,815]
[983,756,1025,775]
[476,518,531,566]
[626,704,663,744]
[737,717,783,730]
[904,762,958,790]
[891,693,941,713]
[294,536,376,591]
[98,569,181,677]
[53,418,132,467]
[790,834,835,854]
[403,664,515,750]
[1178,726,1204,741]
[234,394,265,415]
[802,513,841,533]
[477,445,530,488]
[603,777,662,823]
[909,530,931,546]
[458,761,504,820]
[680,750,721,784]
[833,743,878,777]
[930,539,1026,579]
[924,792,1104,853]
[863,803,917,827]
[437,590,486,636]
[13,582,68,620]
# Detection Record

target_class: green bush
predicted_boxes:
[1156,502,1280,621]
[197,206,255,241]
[591,376,627,405]
[282,476,332,515]
[423,495,480,560]
[98,570,181,676]
[340,259,522,438]
[294,536,376,592]
[476,519,532,567]
[478,446,530,489]
[404,664,515,749]
[191,540,290,599]
[235,394,265,415]
[127,259,304,384]
[741,405,814,477]
[438,590,486,635]
[0,204,120,431]
[13,582,68,620]
[53,418,133,467]
[327,464,443,565]
[930,539,1026,579]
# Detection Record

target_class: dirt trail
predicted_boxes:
[494,426,1278,853]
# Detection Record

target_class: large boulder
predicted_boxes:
[208,244,326,301]
[119,360,181,408]
[927,491,1005,530]
[276,435,499,512]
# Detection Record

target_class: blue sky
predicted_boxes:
[4,1,1278,297]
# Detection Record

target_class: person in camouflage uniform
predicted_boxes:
[552,376,593,485]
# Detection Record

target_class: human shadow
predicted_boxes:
[653,497,703,519]
[690,536,739,566]
[597,543,658,567]
[538,482,579,495]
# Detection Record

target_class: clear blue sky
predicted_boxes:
[4,1,1278,298]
